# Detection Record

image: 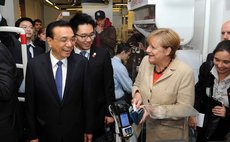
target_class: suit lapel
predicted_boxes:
[62,55,75,103]
[44,52,61,103]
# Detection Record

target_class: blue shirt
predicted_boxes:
[112,56,132,99]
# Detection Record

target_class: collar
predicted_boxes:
[50,50,67,68]
[74,46,90,54]
[113,56,122,63]
[211,66,230,81]
[27,41,35,48]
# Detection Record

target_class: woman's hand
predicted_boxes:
[132,91,142,109]
[188,116,197,129]
[212,105,226,117]
[104,116,114,124]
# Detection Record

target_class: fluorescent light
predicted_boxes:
[114,4,127,6]
[54,6,60,10]
[66,8,83,11]
[45,0,53,5]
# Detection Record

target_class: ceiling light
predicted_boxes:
[45,0,53,5]
[114,4,127,6]
[54,6,60,10]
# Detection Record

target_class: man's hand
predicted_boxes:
[30,139,39,142]
[188,116,197,129]
[96,25,103,34]
[84,133,93,142]
[104,116,114,124]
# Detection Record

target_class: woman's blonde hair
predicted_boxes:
[147,28,180,58]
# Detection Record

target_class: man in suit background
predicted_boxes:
[206,20,230,61]
[15,17,45,94]
[70,13,115,141]
[0,42,19,142]
[25,20,94,142]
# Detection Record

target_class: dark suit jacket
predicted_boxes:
[25,52,94,142]
[87,45,115,137]
[0,43,19,142]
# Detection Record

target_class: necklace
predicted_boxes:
[154,59,172,74]
[154,66,168,74]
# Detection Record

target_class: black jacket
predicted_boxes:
[195,61,230,141]
[0,42,19,142]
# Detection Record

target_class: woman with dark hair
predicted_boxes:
[34,28,46,51]
[189,40,230,142]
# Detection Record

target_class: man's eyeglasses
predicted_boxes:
[75,32,96,41]
[53,37,76,44]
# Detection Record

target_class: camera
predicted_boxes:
[109,101,133,139]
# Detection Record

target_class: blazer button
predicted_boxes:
[148,99,150,103]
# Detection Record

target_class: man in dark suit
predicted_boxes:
[0,42,19,142]
[25,20,94,142]
[15,17,44,94]
[70,13,115,141]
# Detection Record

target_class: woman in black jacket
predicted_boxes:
[189,40,230,142]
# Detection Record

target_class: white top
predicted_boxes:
[211,66,230,107]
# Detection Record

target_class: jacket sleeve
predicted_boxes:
[194,61,214,112]
[0,43,17,101]
[25,61,38,140]
[104,50,115,116]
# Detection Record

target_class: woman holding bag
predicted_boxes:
[189,40,230,142]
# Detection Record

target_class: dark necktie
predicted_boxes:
[80,51,87,58]
[55,61,63,100]
[27,45,32,60]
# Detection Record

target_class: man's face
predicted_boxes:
[221,21,230,40]
[19,21,34,39]
[75,24,95,50]
[47,26,75,60]
[96,18,105,27]
[34,21,42,31]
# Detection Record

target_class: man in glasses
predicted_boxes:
[70,13,115,141]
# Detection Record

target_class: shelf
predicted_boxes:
[128,0,156,10]
[133,19,155,24]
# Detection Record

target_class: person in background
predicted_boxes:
[33,19,42,38]
[126,25,146,81]
[0,41,20,142]
[94,10,116,57]
[70,13,115,142]
[15,16,45,122]
[34,28,46,51]
[15,17,45,62]
[189,40,230,142]
[132,28,196,142]
[112,42,132,104]
[206,20,230,61]
[25,20,94,142]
